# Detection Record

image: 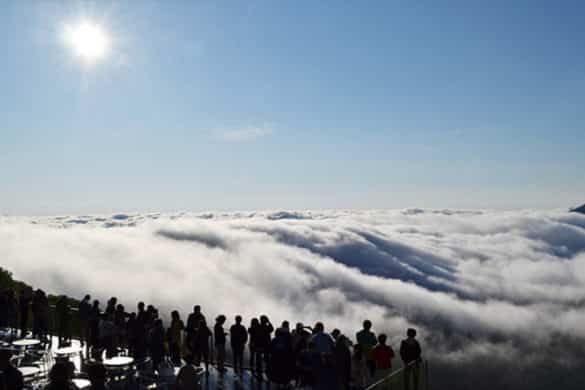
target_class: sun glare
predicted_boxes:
[63,20,109,64]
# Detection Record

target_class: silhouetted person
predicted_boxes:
[334,335,352,390]
[18,287,32,338]
[168,310,184,366]
[292,323,311,385]
[99,313,116,358]
[292,322,310,353]
[114,304,127,351]
[78,295,91,349]
[0,290,7,329]
[4,290,18,339]
[331,328,341,342]
[296,341,317,387]
[145,305,157,330]
[0,349,24,390]
[105,297,117,318]
[350,344,367,389]
[133,302,148,360]
[372,334,395,390]
[193,319,211,371]
[248,318,261,372]
[88,300,101,355]
[149,319,166,371]
[310,322,334,354]
[186,305,205,338]
[55,295,72,347]
[310,336,337,390]
[400,328,422,390]
[268,327,295,385]
[87,362,108,390]
[214,315,227,373]
[126,312,137,357]
[230,315,248,375]
[32,289,49,342]
[44,361,76,390]
[256,315,273,374]
[356,320,377,379]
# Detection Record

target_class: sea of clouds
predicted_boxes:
[1,209,584,389]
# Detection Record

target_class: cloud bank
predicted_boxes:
[1,209,584,389]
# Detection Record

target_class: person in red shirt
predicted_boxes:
[372,334,395,389]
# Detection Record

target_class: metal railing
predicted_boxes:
[365,359,429,390]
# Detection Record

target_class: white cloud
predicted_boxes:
[1,209,584,388]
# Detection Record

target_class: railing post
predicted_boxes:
[424,359,429,390]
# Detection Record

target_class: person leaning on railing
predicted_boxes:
[399,328,422,390]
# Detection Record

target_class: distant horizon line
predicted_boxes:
[1,205,581,218]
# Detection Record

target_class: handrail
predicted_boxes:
[364,359,424,390]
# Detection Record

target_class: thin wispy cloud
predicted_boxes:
[219,125,272,141]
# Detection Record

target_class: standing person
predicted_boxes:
[334,335,352,390]
[213,315,227,373]
[230,315,248,375]
[88,300,101,357]
[350,344,367,390]
[310,322,335,354]
[55,295,72,347]
[149,319,166,372]
[37,290,50,342]
[292,323,310,354]
[98,313,116,359]
[292,322,311,385]
[126,312,137,357]
[256,315,274,374]
[78,295,91,349]
[134,302,148,360]
[18,287,32,338]
[372,334,395,390]
[168,310,185,366]
[186,306,205,337]
[114,304,127,351]
[105,298,117,318]
[400,328,422,390]
[268,327,295,385]
[32,289,44,340]
[296,340,317,388]
[356,320,377,380]
[193,319,211,372]
[0,290,7,329]
[247,318,260,373]
[145,305,156,331]
[5,290,18,339]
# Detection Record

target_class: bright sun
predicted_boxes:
[63,20,109,64]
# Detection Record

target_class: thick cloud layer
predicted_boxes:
[1,209,584,389]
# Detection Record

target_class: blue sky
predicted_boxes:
[1,0,584,214]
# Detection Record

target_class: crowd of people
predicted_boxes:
[1,287,424,390]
